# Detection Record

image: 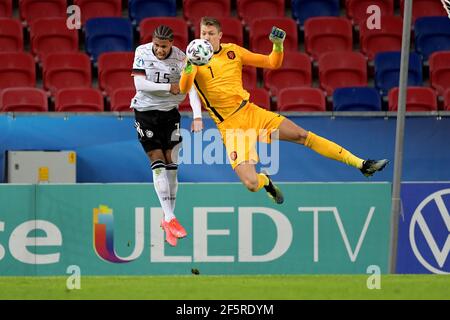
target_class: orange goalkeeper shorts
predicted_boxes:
[217,102,285,169]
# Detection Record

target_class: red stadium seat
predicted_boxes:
[237,0,285,26]
[346,0,394,25]
[98,52,135,96]
[359,15,403,60]
[140,17,188,49]
[110,88,135,112]
[242,66,257,90]
[429,51,450,96]
[183,0,231,26]
[247,88,271,110]
[0,52,35,88]
[1,87,48,112]
[55,88,104,112]
[0,18,23,52]
[73,0,122,24]
[30,18,79,63]
[0,0,12,17]
[43,52,92,94]
[444,89,450,110]
[318,51,367,95]
[388,87,438,112]
[19,0,66,26]
[304,17,353,60]
[249,17,298,54]
[264,52,312,96]
[195,17,243,46]
[277,87,326,112]
[400,0,447,22]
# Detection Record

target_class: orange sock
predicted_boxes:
[255,173,269,192]
[305,131,364,169]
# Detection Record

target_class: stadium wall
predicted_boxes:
[0,114,449,183]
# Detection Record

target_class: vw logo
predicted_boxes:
[409,189,450,274]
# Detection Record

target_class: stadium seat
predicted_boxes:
[429,51,450,96]
[129,0,177,25]
[332,87,382,111]
[346,0,394,25]
[0,87,48,112]
[55,88,104,112]
[194,17,243,46]
[415,17,450,61]
[98,52,135,96]
[249,17,298,54]
[43,52,92,94]
[85,17,134,63]
[304,17,353,60]
[444,89,450,110]
[0,52,35,88]
[359,15,403,60]
[264,51,312,96]
[0,18,23,52]
[247,88,271,110]
[73,0,122,24]
[237,0,285,26]
[374,51,423,95]
[277,87,326,112]
[184,0,231,27]
[291,0,340,25]
[388,87,438,112]
[30,18,79,63]
[242,66,257,90]
[19,0,66,26]
[318,52,367,95]
[0,0,12,17]
[400,0,447,22]
[140,17,188,49]
[110,88,135,112]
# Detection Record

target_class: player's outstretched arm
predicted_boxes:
[241,26,285,69]
[179,61,198,94]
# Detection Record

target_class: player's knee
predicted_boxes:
[242,177,259,192]
[295,129,308,145]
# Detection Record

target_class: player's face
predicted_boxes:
[200,25,222,52]
[152,37,172,60]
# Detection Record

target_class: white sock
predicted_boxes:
[151,160,175,222]
[165,163,178,212]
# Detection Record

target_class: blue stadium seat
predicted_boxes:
[333,87,382,111]
[129,0,176,25]
[85,17,133,63]
[374,51,423,96]
[415,17,450,61]
[291,0,340,25]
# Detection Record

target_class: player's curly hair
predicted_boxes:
[152,25,174,41]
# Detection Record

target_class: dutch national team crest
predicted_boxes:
[227,51,236,60]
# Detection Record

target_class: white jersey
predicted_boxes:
[131,43,186,112]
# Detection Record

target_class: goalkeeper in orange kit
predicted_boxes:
[180,17,388,204]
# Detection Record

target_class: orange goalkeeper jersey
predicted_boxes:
[180,43,283,124]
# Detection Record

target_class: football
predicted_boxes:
[186,39,214,66]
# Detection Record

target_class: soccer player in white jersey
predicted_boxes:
[131,25,203,247]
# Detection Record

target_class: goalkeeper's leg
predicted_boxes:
[276,118,388,176]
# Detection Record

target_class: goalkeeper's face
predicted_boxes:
[200,25,222,52]
[153,37,173,60]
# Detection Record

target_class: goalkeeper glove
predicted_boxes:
[269,26,286,52]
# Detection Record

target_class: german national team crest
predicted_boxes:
[227,51,236,60]
[230,151,237,161]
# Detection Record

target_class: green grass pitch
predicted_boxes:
[0,275,449,300]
